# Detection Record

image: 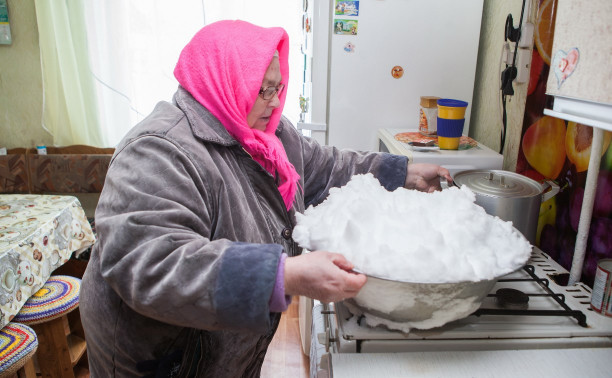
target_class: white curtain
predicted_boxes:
[35,0,104,146]
[83,0,303,147]
[83,1,206,147]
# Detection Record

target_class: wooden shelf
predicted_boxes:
[68,334,87,367]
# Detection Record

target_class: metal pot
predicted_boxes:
[451,169,559,245]
[345,273,498,332]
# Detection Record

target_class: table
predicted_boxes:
[0,195,95,329]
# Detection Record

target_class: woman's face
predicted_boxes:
[247,56,282,131]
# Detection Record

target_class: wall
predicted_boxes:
[470,0,533,170]
[0,0,51,149]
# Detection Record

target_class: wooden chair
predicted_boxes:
[0,322,38,378]
[13,276,86,378]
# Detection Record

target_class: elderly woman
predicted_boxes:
[80,20,451,377]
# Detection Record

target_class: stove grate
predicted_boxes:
[474,265,588,327]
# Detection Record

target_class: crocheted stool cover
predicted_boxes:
[13,275,81,326]
[0,322,38,376]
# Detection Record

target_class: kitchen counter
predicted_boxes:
[377,128,503,176]
[332,348,611,377]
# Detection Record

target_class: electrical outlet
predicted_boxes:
[519,22,534,48]
[514,48,532,84]
[504,47,517,66]
[502,43,511,65]
[503,47,531,84]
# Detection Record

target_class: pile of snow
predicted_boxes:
[293,173,532,283]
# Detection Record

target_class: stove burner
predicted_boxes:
[495,288,529,310]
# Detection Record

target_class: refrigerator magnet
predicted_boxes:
[391,66,404,79]
[334,19,358,35]
[335,1,360,17]
[343,42,355,53]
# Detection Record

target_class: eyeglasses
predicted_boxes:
[258,83,285,100]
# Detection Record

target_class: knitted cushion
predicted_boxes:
[0,322,38,376]
[13,275,81,325]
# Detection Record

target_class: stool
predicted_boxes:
[0,322,38,378]
[13,276,85,378]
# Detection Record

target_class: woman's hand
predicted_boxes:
[405,163,453,193]
[284,251,367,303]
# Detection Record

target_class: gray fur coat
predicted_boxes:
[80,87,407,377]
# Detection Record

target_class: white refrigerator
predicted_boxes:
[298,0,485,151]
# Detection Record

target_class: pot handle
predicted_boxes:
[440,177,451,190]
[541,180,560,202]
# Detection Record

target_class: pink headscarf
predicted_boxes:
[174,20,300,210]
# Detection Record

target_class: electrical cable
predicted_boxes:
[498,43,509,141]
[500,0,527,155]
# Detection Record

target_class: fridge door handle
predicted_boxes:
[297,122,327,131]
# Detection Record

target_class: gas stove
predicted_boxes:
[309,247,612,376]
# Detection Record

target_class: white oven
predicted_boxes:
[307,247,612,377]
[377,128,503,177]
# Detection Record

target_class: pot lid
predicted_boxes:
[453,170,543,198]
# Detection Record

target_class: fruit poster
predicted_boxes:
[516,0,611,287]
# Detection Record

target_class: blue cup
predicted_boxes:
[437,117,465,138]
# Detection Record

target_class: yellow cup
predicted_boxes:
[437,99,469,120]
[438,106,466,119]
[438,136,461,150]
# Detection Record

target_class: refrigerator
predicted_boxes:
[297,0,485,151]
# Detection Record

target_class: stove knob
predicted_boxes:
[317,331,332,352]
[317,332,328,346]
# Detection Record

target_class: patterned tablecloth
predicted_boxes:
[0,195,95,328]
